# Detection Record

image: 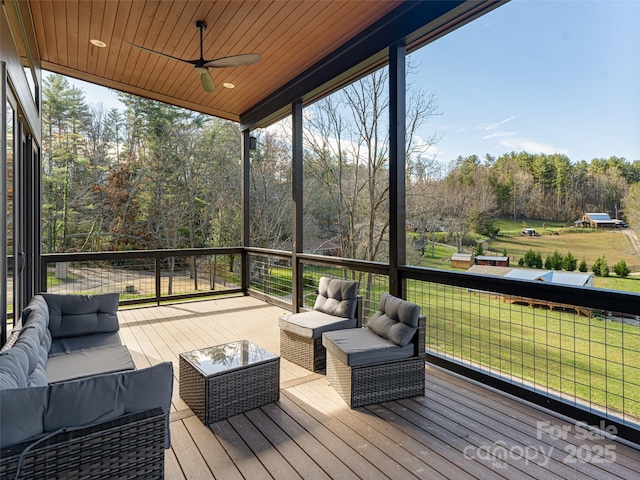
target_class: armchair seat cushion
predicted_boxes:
[322,328,414,367]
[279,310,357,340]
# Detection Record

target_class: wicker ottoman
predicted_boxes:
[179,340,279,424]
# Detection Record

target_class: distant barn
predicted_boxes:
[475,255,509,267]
[574,213,626,229]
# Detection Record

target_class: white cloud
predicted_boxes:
[482,131,518,140]
[498,138,570,156]
[477,115,517,131]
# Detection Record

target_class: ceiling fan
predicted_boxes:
[129,20,261,92]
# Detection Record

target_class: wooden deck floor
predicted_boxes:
[118,296,640,480]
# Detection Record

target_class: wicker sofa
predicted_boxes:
[322,293,425,408]
[0,293,173,479]
[279,277,360,372]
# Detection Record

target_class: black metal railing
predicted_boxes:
[39,247,640,442]
[41,248,244,306]
[250,249,639,442]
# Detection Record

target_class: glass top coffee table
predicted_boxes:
[179,340,280,424]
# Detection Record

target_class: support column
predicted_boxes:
[291,99,304,312]
[1,63,7,344]
[241,129,251,294]
[388,42,406,298]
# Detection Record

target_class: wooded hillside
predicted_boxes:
[42,74,640,261]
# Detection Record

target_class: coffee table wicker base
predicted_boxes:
[179,356,280,424]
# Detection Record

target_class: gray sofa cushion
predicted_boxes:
[0,348,29,388]
[46,345,135,383]
[322,328,414,367]
[0,321,50,388]
[0,386,48,448]
[313,277,359,318]
[45,362,174,448]
[43,293,120,339]
[13,326,49,386]
[367,293,420,346]
[23,307,53,355]
[22,294,50,329]
[279,310,358,339]
[49,331,124,356]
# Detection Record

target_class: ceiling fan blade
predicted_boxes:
[203,53,262,68]
[128,42,197,64]
[197,68,215,92]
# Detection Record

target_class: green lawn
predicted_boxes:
[409,281,640,421]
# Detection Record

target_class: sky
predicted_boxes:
[63,0,640,165]
[411,0,640,164]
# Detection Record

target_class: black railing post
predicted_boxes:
[389,42,406,298]
[241,130,251,294]
[291,99,304,312]
[40,257,47,292]
[155,257,161,305]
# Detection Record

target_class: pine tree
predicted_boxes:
[563,251,577,271]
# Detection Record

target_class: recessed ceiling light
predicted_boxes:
[90,39,106,48]
[223,83,235,89]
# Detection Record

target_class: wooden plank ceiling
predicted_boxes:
[29,0,403,122]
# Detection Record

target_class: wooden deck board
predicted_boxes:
[116,296,640,480]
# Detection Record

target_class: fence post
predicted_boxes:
[155,257,162,305]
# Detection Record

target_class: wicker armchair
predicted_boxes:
[279,277,360,372]
[322,293,425,408]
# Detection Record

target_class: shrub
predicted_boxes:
[614,260,631,278]
[563,251,577,271]
[518,257,524,267]
[548,250,563,270]
[592,255,609,277]
[523,249,537,268]
[578,259,588,272]
[533,252,543,269]
[544,255,552,269]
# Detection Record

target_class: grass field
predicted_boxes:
[489,219,639,271]
[419,283,640,421]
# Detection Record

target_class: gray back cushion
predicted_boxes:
[22,295,50,329]
[0,386,48,448]
[45,362,174,447]
[0,314,51,388]
[0,348,29,389]
[367,293,420,346]
[313,277,358,318]
[43,293,120,338]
